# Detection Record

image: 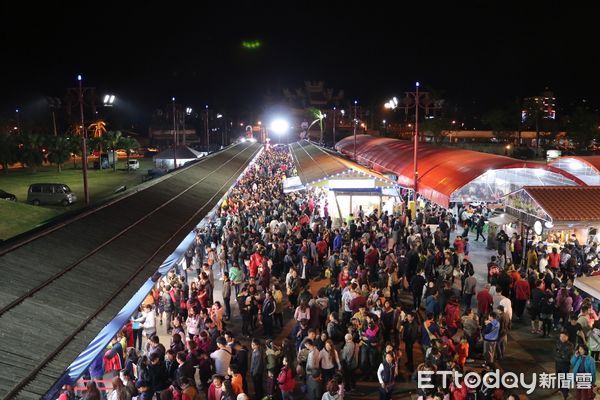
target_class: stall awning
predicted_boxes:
[283,176,305,193]
[289,141,398,189]
[574,275,600,301]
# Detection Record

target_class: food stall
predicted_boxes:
[503,186,600,246]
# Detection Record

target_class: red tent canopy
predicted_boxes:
[336,135,585,207]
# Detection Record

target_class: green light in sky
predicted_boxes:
[242,40,261,49]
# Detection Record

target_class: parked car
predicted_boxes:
[27,183,77,206]
[0,189,16,201]
[127,159,140,170]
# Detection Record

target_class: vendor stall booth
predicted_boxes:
[503,186,600,246]
[289,141,409,226]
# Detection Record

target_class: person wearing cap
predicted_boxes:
[134,380,151,400]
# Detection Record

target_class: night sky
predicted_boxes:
[1,2,596,120]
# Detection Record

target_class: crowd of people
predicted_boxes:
[67,143,600,400]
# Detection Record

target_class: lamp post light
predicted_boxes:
[205,105,209,152]
[353,100,358,160]
[218,113,225,146]
[172,97,177,168]
[103,94,115,107]
[332,107,336,146]
[412,81,420,199]
[78,75,90,206]
[15,109,20,134]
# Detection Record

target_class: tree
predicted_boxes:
[420,117,451,144]
[70,135,82,169]
[565,107,599,150]
[0,133,18,173]
[482,108,517,142]
[308,108,326,143]
[118,136,140,171]
[18,133,45,172]
[46,135,73,172]
[103,130,123,171]
[88,120,107,169]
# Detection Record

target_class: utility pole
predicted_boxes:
[332,106,336,146]
[393,82,441,199]
[353,100,358,160]
[413,82,419,199]
[205,105,209,152]
[15,109,20,134]
[52,110,58,136]
[78,75,90,206]
[172,97,177,169]
[182,109,186,147]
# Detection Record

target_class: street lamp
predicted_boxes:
[205,105,209,151]
[186,107,192,116]
[270,118,289,135]
[172,97,177,167]
[103,94,115,106]
[15,109,20,134]
[332,107,336,145]
[78,74,90,206]
[353,100,358,160]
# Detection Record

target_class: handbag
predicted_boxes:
[403,276,410,290]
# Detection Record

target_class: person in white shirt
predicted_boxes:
[210,336,232,376]
[319,339,341,383]
[538,253,548,274]
[133,304,156,339]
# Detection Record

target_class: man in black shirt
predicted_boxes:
[402,313,419,372]
[555,331,575,399]
[564,314,586,347]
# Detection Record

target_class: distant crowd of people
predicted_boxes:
[64,143,600,400]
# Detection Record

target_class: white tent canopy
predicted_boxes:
[153,145,206,170]
[574,275,600,301]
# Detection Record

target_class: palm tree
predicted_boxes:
[104,130,123,171]
[88,120,107,169]
[308,108,326,143]
[0,133,18,173]
[18,133,45,172]
[118,136,140,172]
[46,135,73,172]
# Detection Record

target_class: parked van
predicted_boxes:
[27,183,77,206]
[127,159,140,170]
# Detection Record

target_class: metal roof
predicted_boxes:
[289,141,392,186]
[523,186,600,223]
[336,135,585,207]
[0,142,261,399]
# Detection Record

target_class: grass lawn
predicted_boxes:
[0,157,154,240]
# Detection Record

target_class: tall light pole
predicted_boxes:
[15,109,20,134]
[184,107,192,147]
[353,100,358,160]
[332,106,336,146]
[172,97,177,168]
[78,75,90,206]
[413,82,419,199]
[205,105,209,151]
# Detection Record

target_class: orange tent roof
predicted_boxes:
[523,186,600,223]
[335,135,585,207]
